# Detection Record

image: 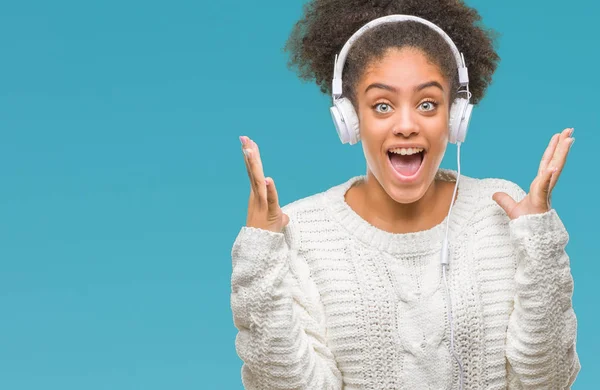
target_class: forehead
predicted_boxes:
[359,47,449,91]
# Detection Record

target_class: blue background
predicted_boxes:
[0,0,597,388]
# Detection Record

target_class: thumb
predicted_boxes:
[282,213,290,227]
[492,192,517,216]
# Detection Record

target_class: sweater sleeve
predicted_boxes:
[230,219,343,389]
[504,185,580,388]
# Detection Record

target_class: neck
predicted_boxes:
[346,170,454,234]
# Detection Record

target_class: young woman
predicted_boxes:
[231,0,579,388]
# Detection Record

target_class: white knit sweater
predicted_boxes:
[230,168,580,389]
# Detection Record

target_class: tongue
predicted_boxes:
[389,152,422,176]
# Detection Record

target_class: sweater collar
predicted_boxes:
[323,168,478,255]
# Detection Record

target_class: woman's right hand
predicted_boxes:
[240,136,289,233]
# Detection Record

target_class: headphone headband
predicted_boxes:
[332,14,469,99]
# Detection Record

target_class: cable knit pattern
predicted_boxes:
[230,169,580,389]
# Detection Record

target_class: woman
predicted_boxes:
[230,0,580,388]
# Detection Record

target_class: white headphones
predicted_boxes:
[330,14,473,146]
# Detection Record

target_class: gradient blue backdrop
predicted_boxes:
[0,0,597,388]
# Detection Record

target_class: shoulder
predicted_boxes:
[280,192,326,218]
[472,175,527,204]
[280,175,361,217]
[441,169,527,212]
[458,172,528,230]
[279,175,361,246]
[279,189,327,227]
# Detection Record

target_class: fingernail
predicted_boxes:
[239,136,245,145]
[569,128,575,136]
[569,137,575,149]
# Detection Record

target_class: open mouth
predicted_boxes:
[387,149,425,179]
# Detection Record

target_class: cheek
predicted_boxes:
[429,113,450,143]
[359,118,388,152]
[427,129,449,167]
[360,129,382,166]
[359,121,389,173]
[359,107,391,138]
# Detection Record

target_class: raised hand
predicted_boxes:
[492,127,575,220]
[240,136,289,233]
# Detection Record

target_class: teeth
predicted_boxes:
[389,147,424,155]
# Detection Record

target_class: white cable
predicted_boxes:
[441,141,464,389]
[443,143,461,246]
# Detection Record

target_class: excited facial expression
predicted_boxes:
[355,46,453,204]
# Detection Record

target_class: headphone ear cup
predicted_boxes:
[456,103,473,144]
[330,98,360,145]
[449,98,472,144]
[330,104,349,144]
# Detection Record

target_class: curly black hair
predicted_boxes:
[283,0,500,108]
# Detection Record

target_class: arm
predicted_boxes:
[230,220,343,390]
[504,188,580,388]
[489,129,580,388]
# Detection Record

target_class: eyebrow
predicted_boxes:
[364,80,444,94]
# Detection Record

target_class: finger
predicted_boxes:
[538,133,560,176]
[242,152,253,190]
[549,134,575,191]
[265,177,280,210]
[240,136,251,174]
[240,137,258,196]
[248,139,268,205]
[492,191,517,216]
[282,213,290,228]
[537,166,557,206]
[251,140,266,182]
[547,128,573,171]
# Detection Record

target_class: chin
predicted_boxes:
[385,183,428,205]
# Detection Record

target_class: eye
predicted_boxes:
[419,100,438,112]
[373,102,393,114]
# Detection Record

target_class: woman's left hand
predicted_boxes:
[492,127,575,220]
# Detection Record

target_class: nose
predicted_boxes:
[392,106,419,138]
